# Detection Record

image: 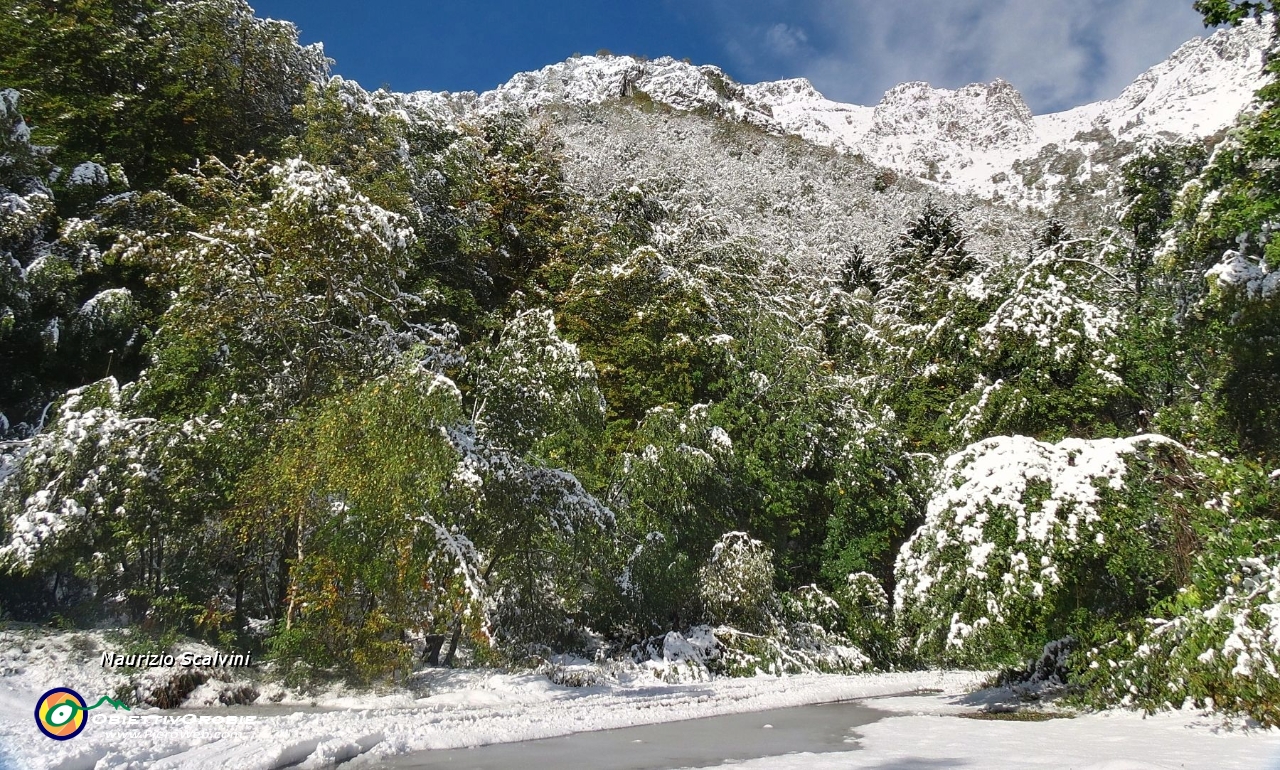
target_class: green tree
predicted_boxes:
[1118,143,1207,300]
[284,78,418,217]
[0,378,230,625]
[138,157,427,421]
[601,403,740,637]
[240,365,480,680]
[439,115,578,311]
[0,0,327,189]
[955,230,1129,442]
[556,247,726,431]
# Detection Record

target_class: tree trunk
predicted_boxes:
[442,557,499,667]
[285,512,304,629]
[422,634,447,666]
[441,621,464,667]
[233,572,245,634]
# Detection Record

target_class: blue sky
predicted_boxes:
[250,0,1215,114]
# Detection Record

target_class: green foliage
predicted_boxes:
[819,424,924,587]
[1077,459,1280,724]
[600,404,739,636]
[1118,143,1207,299]
[885,201,976,300]
[138,156,423,420]
[836,573,896,666]
[0,0,327,188]
[557,246,725,428]
[1150,77,1280,462]
[707,303,869,585]
[467,309,606,460]
[283,79,422,217]
[0,378,230,623]
[1193,0,1278,26]
[837,244,882,295]
[698,532,776,632]
[439,114,578,311]
[239,364,477,680]
[458,310,614,656]
[875,202,990,450]
[954,231,1129,442]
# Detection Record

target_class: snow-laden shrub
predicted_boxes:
[698,532,775,632]
[1084,548,1280,725]
[622,536,873,680]
[996,637,1078,702]
[835,572,895,666]
[711,623,870,678]
[894,434,1194,666]
[468,308,606,456]
[487,572,594,660]
[629,619,870,682]
[75,287,138,334]
[0,378,228,621]
[1079,467,1280,728]
[1206,249,1280,302]
[781,583,844,632]
[770,582,878,674]
[0,190,52,244]
[600,404,738,637]
[607,529,697,638]
[630,626,723,682]
[778,577,892,667]
[842,572,890,623]
[66,162,109,188]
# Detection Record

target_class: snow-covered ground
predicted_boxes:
[711,709,1280,770]
[2,662,977,769]
[1,630,1278,770]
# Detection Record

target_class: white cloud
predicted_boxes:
[697,0,1212,113]
[763,22,809,57]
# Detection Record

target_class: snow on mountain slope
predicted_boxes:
[549,99,1037,274]
[407,18,1272,209]
[404,56,777,129]
[756,19,1270,204]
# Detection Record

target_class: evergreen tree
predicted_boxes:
[1117,142,1207,300]
[837,243,881,295]
[0,0,327,189]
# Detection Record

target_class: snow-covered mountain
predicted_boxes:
[408,18,1272,209]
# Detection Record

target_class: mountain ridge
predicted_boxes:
[405,18,1272,209]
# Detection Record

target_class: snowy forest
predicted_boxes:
[1,0,1278,727]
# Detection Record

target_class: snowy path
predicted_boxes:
[2,669,1279,769]
[1,670,970,769]
[381,700,886,769]
[724,703,1280,770]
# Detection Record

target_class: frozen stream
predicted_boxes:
[378,700,887,769]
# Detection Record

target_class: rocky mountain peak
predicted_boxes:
[407,19,1272,209]
[870,78,1035,149]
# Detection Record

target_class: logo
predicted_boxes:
[34,688,131,740]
